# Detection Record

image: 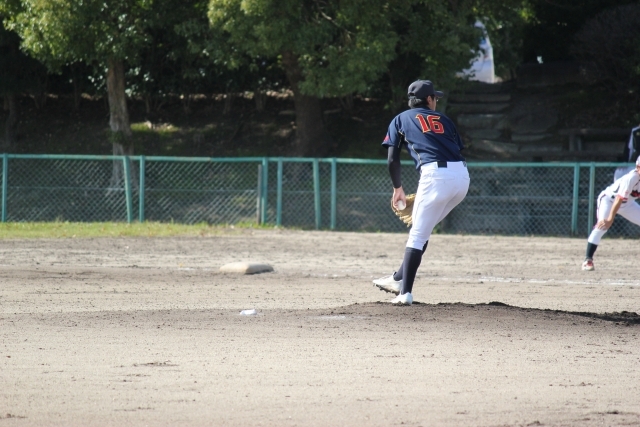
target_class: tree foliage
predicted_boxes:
[0,18,44,96]
[1,0,636,154]
[2,0,159,152]
[474,0,534,80]
[1,18,49,147]
[381,0,483,108]
[520,0,636,64]
[208,0,398,98]
[3,0,153,68]
[571,3,640,95]
[208,0,404,155]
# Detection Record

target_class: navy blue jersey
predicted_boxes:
[382,107,465,169]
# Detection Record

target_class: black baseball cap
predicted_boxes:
[407,80,444,99]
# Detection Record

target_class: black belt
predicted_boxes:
[425,160,466,168]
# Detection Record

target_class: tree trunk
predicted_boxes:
[223,92,234,115]
[31,73,48,110]
[182,94,193,115]
[72,78,81,110]
[106,57,132,140]
[71,64,82,110]
[106,57,136,190]
[4,94,18,150]
[340,93,354,115]
[281,51,333,157]
[254,89,267,112]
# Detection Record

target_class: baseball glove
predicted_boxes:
[391,193,416,227]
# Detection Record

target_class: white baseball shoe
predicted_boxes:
[372,274,401,295]
[391,293,413,305]
[582,259,595,271]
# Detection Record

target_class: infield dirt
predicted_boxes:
[1,230,639,426]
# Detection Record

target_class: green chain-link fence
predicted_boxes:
[1,154,638,237]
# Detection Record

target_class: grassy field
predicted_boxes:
[0,221,278,239]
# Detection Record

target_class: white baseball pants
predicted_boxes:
[406,161,470,250]
[587,192,640,244]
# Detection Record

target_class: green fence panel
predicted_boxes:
[265,160,315,228]
[1,154,639,238]
[143,158,262,224]
[450,163,580,236]
[331,160,418,232]
[4,156,130,222]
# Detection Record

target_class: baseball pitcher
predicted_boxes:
[373,80,470,305]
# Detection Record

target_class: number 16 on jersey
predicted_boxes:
[415,114,444,134]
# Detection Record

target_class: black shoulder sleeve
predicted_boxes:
[387,145,402,188]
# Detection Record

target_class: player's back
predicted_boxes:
[392,107,465,165]
[605,168,640,201]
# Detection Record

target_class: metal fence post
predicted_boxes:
[313,158,321,229]
[139,156,146,222]
[571,163,580,235]
[1,154,7,223]
[587,163,596,235]
[330,158,337,230]
[276,158,283,226]
[123,156,133,224]
[256,164,262,224]
[261,157,269,224]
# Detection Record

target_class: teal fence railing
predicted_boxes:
[1,154,638,237]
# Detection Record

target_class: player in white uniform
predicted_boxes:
[582,156,640,271]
